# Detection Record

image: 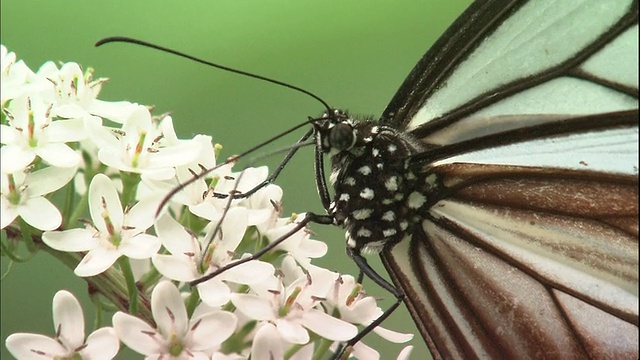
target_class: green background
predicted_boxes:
[1,1,472,359]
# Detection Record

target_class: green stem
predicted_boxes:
[118,256,139,315]
[61,180,76,229]
[185,287,200,318]
[312,337,333,360]
[120,171,141,208]
[67,189,89,228]
[19,218,36,253]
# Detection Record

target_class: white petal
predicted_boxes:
[87,99,138,124]
[74,246,120,277]
[27,166,77,197]
[188,311,237,350]
[146,141,201,169]
[0,145,35,173]
[396,345,414,360]
[52,290,85,350]
[372,326,413,344]
[152,254,197,282]
[251,323,283,360]
[197,279,231,307]
[5,333,67,359]
[42,228,98,252]
[151,282,189,337]
[112,312,160,355]
[45,118,87,142]
[218,260,274,285]
[37,143,81,168]
[88,174,123,232]
[351,341,379,360]
[125,194,163,232]
[218,207,249,253]
[154,214,198,255]
[0,197,18,229]
[19,197,61,230]
[299,309,358,341]
[230,294,275,321]
[296,239,328,258]
[274,318,309,345]
[119,233,160,259]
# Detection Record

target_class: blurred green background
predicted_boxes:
[1,1,472,358]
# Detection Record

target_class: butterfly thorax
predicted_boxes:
[316,110,436,253]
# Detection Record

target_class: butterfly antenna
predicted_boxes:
[95,36,333,113]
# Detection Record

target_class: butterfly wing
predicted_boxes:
[380,0,639,358]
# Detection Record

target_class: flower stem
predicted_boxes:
[118,256,139,315]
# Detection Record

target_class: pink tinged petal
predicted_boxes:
[112,312,161,356]
[151,282,189,337]
[251,323,283,360]
[0,145,35,173]
[297,239,328,258]
[343,297,378,324]
[5,333,67,359]
[289,343,314,360]
[197,279,231,307]
[188,311,237,350]
[351,341,379,360]
[155,215,198,255]
[372,326,413,344]
[218,260,274,285]
[19,197,61,231]
[44,118,86,142]
[1,197,19,229]
[299,309,358,341]
[36,143,81,168]
[26,166,77,197]
[74,246,120,277]
[88,174,124,232]
[152,254,198,282]
[118,233,160,259]
[230,294,275,321]
[82,327,120,360]
[130,258,151,281]
[274,319,309,345]
[396,345,414,360]
[188,202,222,222]
[42,228,98,252]
[52,290,85,350]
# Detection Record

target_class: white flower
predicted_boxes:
[1,166,77,230]
[325,274,413,360]
[152,208,275,307]
[42,173,161,276]
[262,213,328,269]
[189,166,278,226]
[5,290,119,360]
[1,95,87,173]
[232,270,358,345]
[37,61,138,123]
[112,281,237,359]
[88,106,201,179]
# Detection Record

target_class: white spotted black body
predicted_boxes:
[315,110,439,253]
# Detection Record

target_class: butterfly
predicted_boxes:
[303,0,639,358]
[97,0,639,358]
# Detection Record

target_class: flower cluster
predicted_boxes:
[1,45,413,359]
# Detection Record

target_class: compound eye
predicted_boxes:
[329,123,355,151]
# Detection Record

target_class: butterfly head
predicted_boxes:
[314,109,358,155]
